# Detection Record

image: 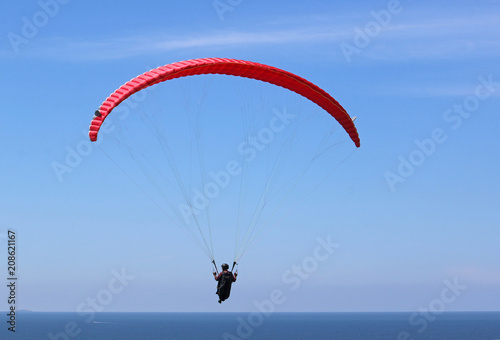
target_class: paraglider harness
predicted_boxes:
[213,261,237,303]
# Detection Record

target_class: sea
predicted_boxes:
[1,312,499,340]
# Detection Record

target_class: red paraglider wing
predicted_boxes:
[89,58,360,147]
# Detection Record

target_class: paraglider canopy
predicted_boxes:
[89,58,360,147]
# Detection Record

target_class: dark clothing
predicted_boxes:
[215,271,237,283]
[215,270,236,303]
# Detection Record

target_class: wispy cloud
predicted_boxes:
[339,11,500,62]
[3,12,499,62]
[5,29,348,61]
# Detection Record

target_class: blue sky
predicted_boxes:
[1,0,499,315]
